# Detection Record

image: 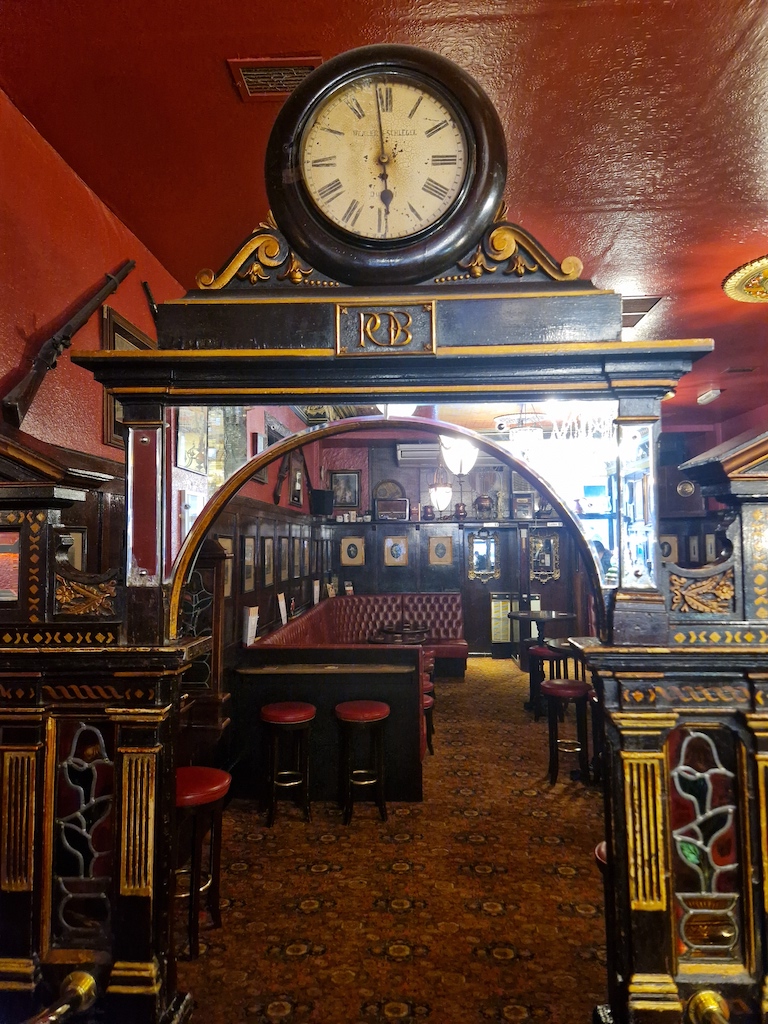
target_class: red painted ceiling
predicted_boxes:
[2,0,767,436]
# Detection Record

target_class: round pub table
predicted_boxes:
[508,610,577,710]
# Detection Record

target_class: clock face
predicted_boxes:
[265,44,507,286]
[299,71,469,243]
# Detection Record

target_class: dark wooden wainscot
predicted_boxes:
[234,645,423,802]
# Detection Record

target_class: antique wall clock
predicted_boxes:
[265,44,507,286]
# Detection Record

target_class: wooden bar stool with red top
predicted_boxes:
[175,766,232,958]
[335,699,390,824]
[527,644,568,720]
[540,676,591,784]
[260,701,316,826]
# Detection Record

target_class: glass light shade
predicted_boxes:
[439,435,478,476]
[429,484,453,511]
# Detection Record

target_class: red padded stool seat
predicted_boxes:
[335,700,390,824]
[422,677,435,694]
[594,840,608,874]
[260,701,316,827]
[422,692,435,756]
[540,678,591,784]
[175,766,232,959]
[527,644,568,719]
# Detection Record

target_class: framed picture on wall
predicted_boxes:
[340,536,364,566]
[262,536,274,587]
[292,536,301,578]
[218,536,233,597]
[302,538,310,576]
[101,307,156,447]
[330,471,360,508]
[250,432,268,483]
[279,536,289,582]
[384,536,408,567]
[428,535,453,566]
[242,535,255,592]
[290,452,304,506]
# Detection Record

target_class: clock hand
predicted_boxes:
[375,85,393,226]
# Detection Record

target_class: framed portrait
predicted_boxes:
[331,470,360,508]
[242,535,255,593]
[340,536,365,566]
[262,536,274,587]
[176,407,209,475]
[279,536,289,582]
[302,538,310,576]
[250,432,268,484]
[292,536,301,578]
[384,536,408,567]
[429,535,453,566]
[101,307,155,447]
[218,536,233,597]
[290,453,304,506]
[659,535,679,564]
[512,493,534,520]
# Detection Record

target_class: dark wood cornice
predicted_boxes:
[0,422,123,489]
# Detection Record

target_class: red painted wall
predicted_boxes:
[0,88,183,459]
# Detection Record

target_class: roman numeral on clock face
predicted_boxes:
[424,119,448,138]
[311,156,337,167]
[431,154,457,165]
[341,199,362,226]
[317,178,343,202]
[422,177,449,200]
[345,96,365,119]
[377,86,392,111]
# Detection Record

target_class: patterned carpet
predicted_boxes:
[176,656,608,1024]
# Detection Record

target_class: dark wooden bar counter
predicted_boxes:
[233,657,423,802]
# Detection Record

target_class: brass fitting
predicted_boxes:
[687,990,730,1024]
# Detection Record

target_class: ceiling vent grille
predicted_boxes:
[228,57,321,101]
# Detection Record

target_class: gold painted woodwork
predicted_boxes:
[120,750,157,896]
[0,957,38,991]
[195,214,317,290]
[107,958,162,995]
[754,753,768,916]
[669,569,735,615]
[54,575,117,617]
[1,749,37,891]
[0,629,119,647]
[622,752,667,910]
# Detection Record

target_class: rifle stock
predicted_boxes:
[2,259,135,428]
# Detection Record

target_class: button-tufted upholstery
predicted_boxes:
[257,594,468,674]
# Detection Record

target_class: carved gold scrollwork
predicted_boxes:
[622,752,667,910]
[669,569,735,614]
[55,576,117,617]
[195,213,315,289]
[1,750,36,891]
[456,216,583,282]
[120,750,157,896]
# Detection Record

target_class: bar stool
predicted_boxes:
[423,692,435,755]
[540,677,591,784]
[335,699,390,824]
[175,766,232,958]
[260,701,316,826]
[527,644,567,719]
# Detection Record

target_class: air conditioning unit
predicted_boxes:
[395,443,504,469]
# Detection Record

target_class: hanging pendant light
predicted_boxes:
[439,435,478,476]
[428,463,453,511]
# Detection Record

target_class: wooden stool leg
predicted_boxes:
[576,696,590,782]
[208,801,224,928]
[266,726,279,827]
[375,722,387,822]
[546,696,560,784]
[188,812,205,958]
[425,704,434,755]
[340,723,353,825]
[299,727,312,822]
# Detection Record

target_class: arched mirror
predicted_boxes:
[467,531,500,583]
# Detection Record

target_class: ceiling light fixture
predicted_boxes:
[696,389,721,406]
[428,463,453,512]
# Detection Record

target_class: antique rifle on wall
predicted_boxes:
[2,258,135,428]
